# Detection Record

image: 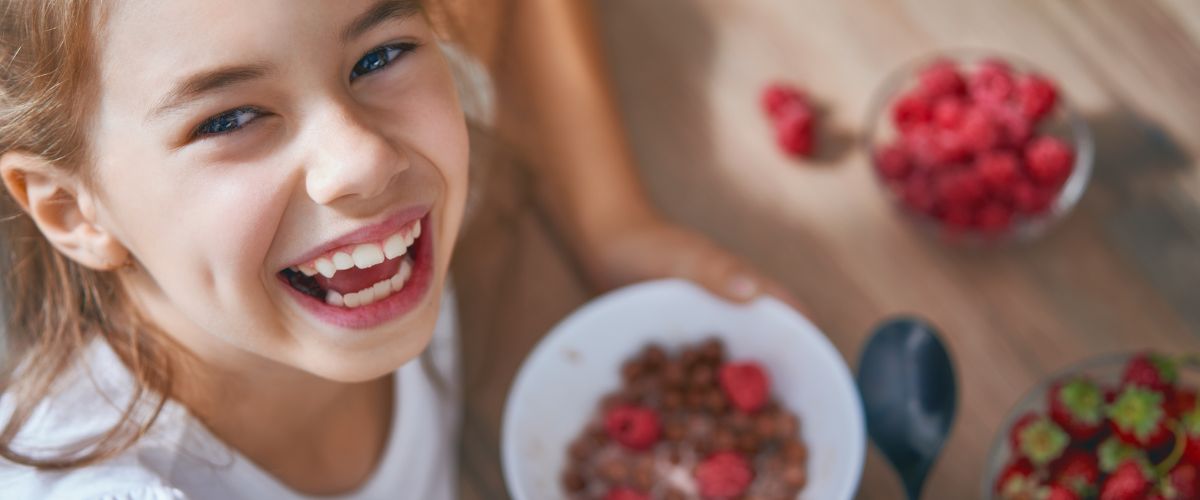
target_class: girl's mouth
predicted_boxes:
[277,213,435,329]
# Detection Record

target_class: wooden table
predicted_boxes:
[455,1,1200,498]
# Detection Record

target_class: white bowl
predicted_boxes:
[501,279,865,499]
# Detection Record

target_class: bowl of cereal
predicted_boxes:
[501,279,865,499]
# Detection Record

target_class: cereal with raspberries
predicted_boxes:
[561,339,809,500]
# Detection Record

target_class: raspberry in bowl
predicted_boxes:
[501,279,865,499]
[864,51,1094,243]
[982,353,1200,499]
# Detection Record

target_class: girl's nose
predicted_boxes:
[304,102,409,206]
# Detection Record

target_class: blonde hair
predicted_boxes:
[0,0,183,469]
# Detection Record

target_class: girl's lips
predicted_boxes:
[280,204,431,272]
[278,214,435,330]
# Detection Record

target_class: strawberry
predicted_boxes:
[1173,389,1199,420]
[1098,437,1149,474]
[1161,463,1200,500]
[694,452,754,499]
[718,362,771,414]
[1101,460,1152,500]
[1052,449,1100,497]
[1183,405,1200,464]
[605,488,650,500]
[1049,377,1106,441]
[1013,414,1071,467]
[918,59,967,99]
[1108,386,1172,449]
[1017,74,1059,123]
[1123,353,1180,395]
[996,458,1037,494]
[604,405,661,451]
[1046,484,1081,500]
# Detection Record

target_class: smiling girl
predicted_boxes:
[0,0,795,498]
[1,0,466,498]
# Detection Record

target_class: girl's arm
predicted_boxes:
[492,0,799,306]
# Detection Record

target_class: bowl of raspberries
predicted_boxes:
[501,279,865,499]
[865,50,1094,243]
[984,352,1200,499]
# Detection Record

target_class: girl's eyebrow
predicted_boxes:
[342,0,422,42]
[148,64,274,122]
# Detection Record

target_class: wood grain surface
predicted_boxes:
[455,1,1200,498]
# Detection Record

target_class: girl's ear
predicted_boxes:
[1,152,130,271]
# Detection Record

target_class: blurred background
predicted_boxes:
[452,0,1200,498]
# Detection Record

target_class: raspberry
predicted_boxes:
[940,207,974,231]
[904,125,962,169]
[1013,181,1054,215]
[956,108,1001,153]
[762,82,808,118]
[969,59,1016,104]
[902,175,937,214]
[976,202,1013,234]
[935,169,986,210]
[932,97,968,129]
[775,104,814,158]
[605,488,650,500]
[917,59,966,99]
[1017,74,1059,122]
[892,91,932,133]
[694,452,754,499]
[1024,136,1075,188]
[975,151,1021,191]
[875,143,912,180]
[718,362,770,414]
[984,102,1034,147]
[603,405,661,451]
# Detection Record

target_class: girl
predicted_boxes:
[0,0,793,498]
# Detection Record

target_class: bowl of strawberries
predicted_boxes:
[984,352,1200,499]
[865,50,1094,243]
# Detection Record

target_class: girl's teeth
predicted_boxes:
[299,221,421,280]
[352,244,385,269]
[327,258,415,309]
[333,252,355,271]
[315,258,336,278]
[383,234,407,260]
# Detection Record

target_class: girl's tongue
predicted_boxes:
[315,258,402,294]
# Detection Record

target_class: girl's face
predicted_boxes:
[87,0,468,381]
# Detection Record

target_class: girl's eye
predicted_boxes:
[350,42,419,82]
[194,107,262,138]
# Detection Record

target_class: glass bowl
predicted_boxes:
[863,49,1095,245]
[981,353,1200,499]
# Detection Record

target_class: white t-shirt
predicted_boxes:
[0,293,462,500]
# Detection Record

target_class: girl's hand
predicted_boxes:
[577,211,805,311]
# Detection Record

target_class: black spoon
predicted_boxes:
[856,317,958,500]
